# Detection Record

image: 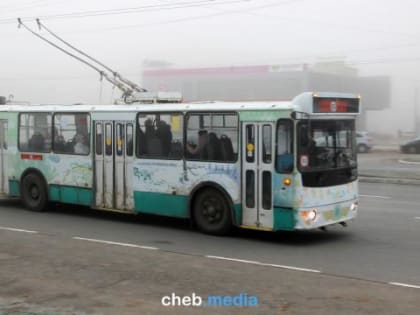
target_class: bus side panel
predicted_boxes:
[49,185,93,206]
[273,208,296,231]
[272,173,297,231]
[131,160,241,223]
[184,161,241,224]
[8,153,93,206]
[131,159,188,218]
[133,191,188,218]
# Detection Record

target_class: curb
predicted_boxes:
[359,176,420,185]
[398,159,420,165]
[371,149,399,153]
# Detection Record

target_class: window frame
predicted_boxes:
[135,111,184,160]
[185,111,239,163]
[275,118,294,174]
[18,112,53,153]
[52,112,91,156]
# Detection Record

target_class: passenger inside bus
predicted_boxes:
[74,134,89,154]
[156,120,172,156]
[186,130,208,159]
[53,127,65,152]
[28,132,45,152]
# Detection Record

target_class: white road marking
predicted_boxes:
[72,237,159,250]
[261,263,321,273]
[415,217,420,220]
[206,255,260,265]
[0,226,38,234]
[389,282,420,289]
[205,255,320,273]
[359,194,391,199]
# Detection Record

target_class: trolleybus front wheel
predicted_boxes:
[193,188,232,235]
[21,173,48,212]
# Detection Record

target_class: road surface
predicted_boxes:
[0,182,419,314]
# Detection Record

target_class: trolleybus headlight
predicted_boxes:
[300,209,317,221]
[308,209,317,221]
[350,201,358,211]
[283,178,292,186]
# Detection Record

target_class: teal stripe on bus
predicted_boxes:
[49,185,92,206]
[8,180,20,197]
[134,191,189,218]
[233,204,242,226]
[273,207,296,231]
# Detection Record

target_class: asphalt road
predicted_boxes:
[0,181,419,314]
[358,151,420,180]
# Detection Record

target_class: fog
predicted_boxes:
[1,0,420,136]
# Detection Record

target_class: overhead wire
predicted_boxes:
[0,0,258,24]
[78,0,303,32]
[36,18,146,92]
[17,18,133,99]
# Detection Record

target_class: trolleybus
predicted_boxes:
[0,92,360,234]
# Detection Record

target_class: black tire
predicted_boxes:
[193,188,232,235]
[21,173,48,212]
[357,144,368,153]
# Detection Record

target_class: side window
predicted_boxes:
[105,123,112,156]
[54,113,90,155]
[262,125,272,163]
[276,119,294,173]
[186,113,238,162]
[95,123,103,155]
[126,124,134,157]
[116,123,124,156]
[19,113,52,152]
[245,124,255,163]
[136,113,183,159]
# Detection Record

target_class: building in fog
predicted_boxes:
[142,61,391,130]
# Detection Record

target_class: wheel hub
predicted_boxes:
[202,198,221,223]
[30,185,39,199]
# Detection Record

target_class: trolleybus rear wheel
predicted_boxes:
[193,188,232,235]
[21,173,48,212]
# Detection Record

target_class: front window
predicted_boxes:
[297,119,357,187]
[298,120,356,171]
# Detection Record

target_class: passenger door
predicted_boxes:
[94,121,134,211]
[0,120,8,194]
[241,123,274,229]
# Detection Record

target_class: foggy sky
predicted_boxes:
[1,0,420,134]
